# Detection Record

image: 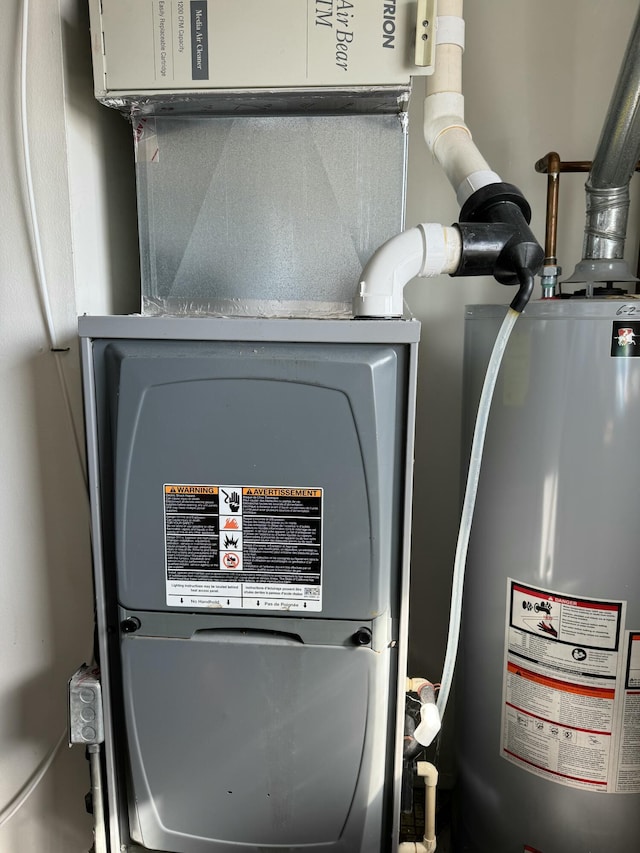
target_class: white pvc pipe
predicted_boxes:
[355,0,504,319]
[424,0,501,206]
[353,224,461,317]
[397,762,439,853]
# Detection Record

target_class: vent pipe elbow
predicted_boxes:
[353,224,461,318]
[424,95,501,207]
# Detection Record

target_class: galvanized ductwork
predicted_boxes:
[566,3,640,288]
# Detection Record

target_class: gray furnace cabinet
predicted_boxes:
[79,316,420,853]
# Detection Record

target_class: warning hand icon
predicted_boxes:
[222,489,240,513]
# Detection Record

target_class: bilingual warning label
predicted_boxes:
[164,484,323,611]
[612,632,640,792]
[501,579,628,792]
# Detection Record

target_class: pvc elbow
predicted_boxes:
[406,679,442,747]
[417,761,439,788]
[424,92,467,152]
[354,227,425,317]
[414,702,441,748]
[353,224,461,318]
[424,92,501,209]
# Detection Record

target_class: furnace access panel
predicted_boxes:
[81,317,419,853]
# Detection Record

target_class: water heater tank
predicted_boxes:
[456,301,640,852]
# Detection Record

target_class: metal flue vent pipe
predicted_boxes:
[566,4,640,286]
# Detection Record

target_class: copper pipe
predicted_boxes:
[538,152,561,262]
[535,152,640,270]
[536,157,640,174]
[535,158,590,174]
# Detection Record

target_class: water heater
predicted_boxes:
[457,301,640,852]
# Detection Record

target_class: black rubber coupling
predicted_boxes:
[455,182,544,312]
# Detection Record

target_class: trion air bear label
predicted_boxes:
[501,579,640,793]
[94,0,428,95]
[164,484,323,611]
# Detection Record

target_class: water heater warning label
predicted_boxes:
[501,579,633,793]
[614,632,640,792]
[164,484,323,611]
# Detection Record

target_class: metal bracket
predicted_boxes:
[415,0,437,71]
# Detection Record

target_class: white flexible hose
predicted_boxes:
[0,730,67,828]
[1,0,85,831]
[436,307,519,719]
[19,0,87,492]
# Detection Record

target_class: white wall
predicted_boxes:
[0,1,637,849]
